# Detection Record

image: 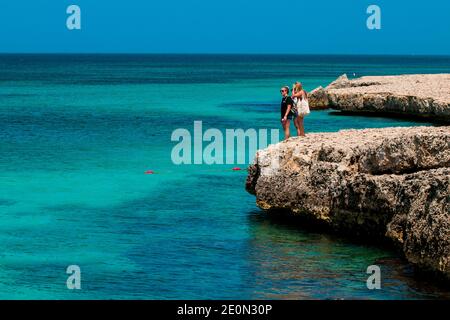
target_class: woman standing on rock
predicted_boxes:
[292,82,310,137]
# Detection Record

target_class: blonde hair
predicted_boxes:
[293,82,303,93]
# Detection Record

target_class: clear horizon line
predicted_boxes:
[1,52,450,57]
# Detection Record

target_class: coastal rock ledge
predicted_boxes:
[308,74,450,122]
[246,126,450,281]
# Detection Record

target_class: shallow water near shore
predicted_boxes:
[0,54,449,299]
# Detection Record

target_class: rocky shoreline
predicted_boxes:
[246,126,450,282]
[309,74,450,122]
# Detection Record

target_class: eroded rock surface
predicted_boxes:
[308,74,450,122]
[246,126,450,280]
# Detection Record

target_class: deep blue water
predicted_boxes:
[0,54,449,299]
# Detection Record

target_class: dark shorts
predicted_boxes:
[286,111,297,120]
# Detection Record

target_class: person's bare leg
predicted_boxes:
[282,120,291,140]
[298,116,305,136]
[294,117,301,136]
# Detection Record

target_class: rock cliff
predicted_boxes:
[308,74,450,122]
[246,126,450,281]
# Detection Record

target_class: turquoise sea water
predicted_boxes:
[0,54,449,299]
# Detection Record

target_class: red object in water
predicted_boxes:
[145,170,154,175]
[232,167,242,171]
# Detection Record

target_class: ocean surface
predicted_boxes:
[1,54,450,299]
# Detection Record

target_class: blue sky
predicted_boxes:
[0,0,449,54]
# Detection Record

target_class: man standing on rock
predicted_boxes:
[280,86,297,140]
